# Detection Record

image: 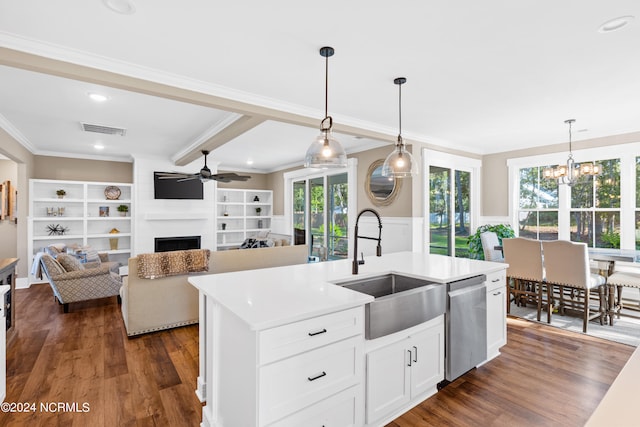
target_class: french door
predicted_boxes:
[292,172,349,259]
[425,150,479,258]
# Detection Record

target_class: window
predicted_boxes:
[509,145,637,249]
[285,161,355,260]
[635,157,640,250]
[517,166,558,240]
[425,149,480,258]
[569,158,620,248]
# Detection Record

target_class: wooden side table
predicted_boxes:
[0,258,18,346]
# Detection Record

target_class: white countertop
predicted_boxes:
[586,345,640,427]
[188,251,507,331]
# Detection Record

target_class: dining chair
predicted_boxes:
[502,237,544,320]
[541,240,606,332]
[606,260,640,314]
[480,231,504,262]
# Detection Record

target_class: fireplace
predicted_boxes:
[154,236,201,252]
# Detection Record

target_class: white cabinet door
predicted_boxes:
[409,326,444,398]
[365,338,410,424]
[0,288,6,403]
[486,270,507,360]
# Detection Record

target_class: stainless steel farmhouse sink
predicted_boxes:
[334,274,446,339]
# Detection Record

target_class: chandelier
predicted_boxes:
[542,119,600,186]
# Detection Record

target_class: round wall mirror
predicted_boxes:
[365,159,401,206]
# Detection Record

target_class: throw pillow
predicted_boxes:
[82,246,101,263]
[56,253,85,272]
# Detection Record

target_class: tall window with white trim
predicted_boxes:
[517,165,559,240]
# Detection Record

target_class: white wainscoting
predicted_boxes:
[354,216,414,257]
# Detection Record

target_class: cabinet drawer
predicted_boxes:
[268,385,359,427]
[485,270,506,292]
[260,307,363,364]
[260,336,362,425]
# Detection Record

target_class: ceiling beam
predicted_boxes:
[0,47,397,145]
[173,115,266,166]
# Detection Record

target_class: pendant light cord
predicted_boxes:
[325,52,329,120]
[398,82,402,137]
[568,120,573,155]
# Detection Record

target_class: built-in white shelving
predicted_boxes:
[216,188,272,250]
[28,179,134,283]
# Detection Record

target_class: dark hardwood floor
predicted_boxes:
[0,283,202,427]
[0,283,634,426]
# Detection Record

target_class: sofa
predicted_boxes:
[120,245,309,336]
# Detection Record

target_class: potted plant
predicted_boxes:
[117,204,129,216]
[255,207,262,216]
[56,189,66,199]
[467,224,515,260]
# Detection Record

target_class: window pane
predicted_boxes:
[571,175,594,208]
[328,173,348,259]
[595,212,620,248]
[429,166,450,255]
[636,211,640,250]
[637,157,640,208]
[539,211,558,240]
[454,171,470,257]
[309,177,324,255]
[539,166,559,209]
[293,180,306,245]
[596,159,620,208]
[570,211,593,246]
[519,167,538,209]
[518,211,538,239]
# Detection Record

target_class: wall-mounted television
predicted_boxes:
[154,172,204,200]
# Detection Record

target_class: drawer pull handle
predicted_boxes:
[307,371,327,382]
[491,278,500,282]
[493,291,502,296]
[308,328,327,337]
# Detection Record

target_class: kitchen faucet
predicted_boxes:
[353,208,382,274]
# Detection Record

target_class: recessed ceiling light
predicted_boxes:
[94,143,105,150]
[246,159,254,165]
[102,0,136,15]
[88,92,109,102]
[598,15,635,33]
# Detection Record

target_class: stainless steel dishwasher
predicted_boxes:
[445,274,487,381]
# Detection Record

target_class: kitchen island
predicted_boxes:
[189,251,507,427]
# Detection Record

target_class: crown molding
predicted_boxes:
[0,112,36,153]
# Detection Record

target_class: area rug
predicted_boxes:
[509,304,640,347]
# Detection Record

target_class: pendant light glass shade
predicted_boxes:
[381,136,417,177]
[382,77,417,178]
[304,47,347,169]
[305,117,347,168]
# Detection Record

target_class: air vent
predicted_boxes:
[80,122,127,136]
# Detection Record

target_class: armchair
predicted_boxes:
[39,253,122,313]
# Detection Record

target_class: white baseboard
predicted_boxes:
[15,277,30,289]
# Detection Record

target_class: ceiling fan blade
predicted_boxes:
[176,176,200,182]
[156,171,194,179]
[212,173,252,182]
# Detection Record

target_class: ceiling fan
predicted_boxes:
[156,150,251,183]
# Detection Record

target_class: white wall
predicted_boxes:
[132,155,216,255]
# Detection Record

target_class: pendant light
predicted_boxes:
[381,77,417,178]
[304,46,347,168]
[542,119,600,186]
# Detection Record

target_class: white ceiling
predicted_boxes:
[1,1,639,173]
